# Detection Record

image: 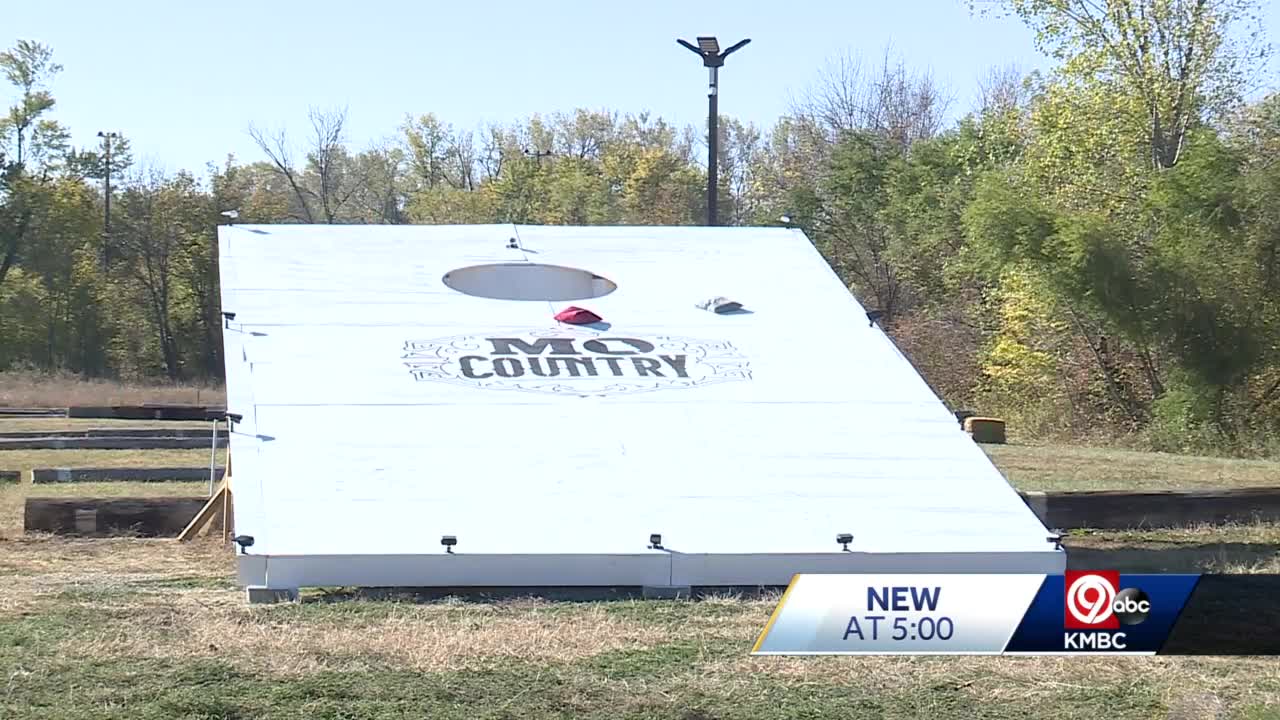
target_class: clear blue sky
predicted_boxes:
[7,0,1276,175]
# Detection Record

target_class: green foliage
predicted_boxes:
[0,267,47,366]
[982,268,1061,395]
[994,0,1270,169]
[0,40,68,171]
[962,0,1280,450]
[1147,370,1222,454]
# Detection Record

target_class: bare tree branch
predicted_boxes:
[248,122,316,223]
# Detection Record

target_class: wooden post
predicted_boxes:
[177,477,231,541]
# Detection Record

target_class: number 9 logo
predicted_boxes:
[1067,574,1117,625]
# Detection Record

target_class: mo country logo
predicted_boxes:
[402,328,752,397]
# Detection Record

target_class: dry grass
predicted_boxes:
[2,535,1279,719]
[0,417,211,432]
[0,536,744,675]
[0,447,208,471]
[63,593,683,676]
[721,654,1280,716]
[983,442,1280,491]
[0,369,224,408]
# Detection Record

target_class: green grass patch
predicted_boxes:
[0,607,110,654]
[0,652,1185,720]
[983,443,1280,492]
[128,574,231,590]
[1064,523,1280,545]
[0,418,212,433]
[586,640,710,679]
[0,448,211,471]
[601,598,766,625]
[23,480,210,497]
[54,585,141,603]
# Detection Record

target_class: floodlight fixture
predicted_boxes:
[836,533,853,552]
[220,210,239,220]
[678,36,751,68]
[866,310,885,327]
[442,535,458,553]
[233,534,255,555]
[648,533,664,550]
[1046,532,1064,550]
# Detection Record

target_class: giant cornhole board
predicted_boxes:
[219,224,1064,594]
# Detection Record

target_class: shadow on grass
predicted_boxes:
[1065,541,1280,572]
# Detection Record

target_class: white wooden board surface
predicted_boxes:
[218,224,1062,586]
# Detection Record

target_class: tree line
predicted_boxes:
[1,0,1277,454]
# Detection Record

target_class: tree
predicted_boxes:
[814,132,903,320]
[0,40,69,173]
[249,107,383,223]
[793,49,952,151]
[403,113,471,191]
[114,169,206,379]
[956,0,1277,443]
[770,51,956,323]
[64,135,134,183]
[0,40,69,290]
[987,0,1271,169]
[0,165,38,288]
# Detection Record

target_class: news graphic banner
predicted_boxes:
[752,573,1280,655]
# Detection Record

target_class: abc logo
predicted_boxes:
[1065,571,1150,628]
[1113,588,1151,625]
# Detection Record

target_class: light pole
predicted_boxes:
[97,131,119,266]
[677,36,750,226]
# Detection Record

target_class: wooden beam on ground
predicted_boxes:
[25,497,207,537]
[0,428,229,440]
[0,407,67,417]
[0,437,225,450]
[32,467,226,483]
[67,404,226,421]
[1020,486,1280,529]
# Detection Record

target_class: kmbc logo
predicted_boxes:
[1064,571,1151,629]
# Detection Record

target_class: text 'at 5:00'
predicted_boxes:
[844,585,955,642]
